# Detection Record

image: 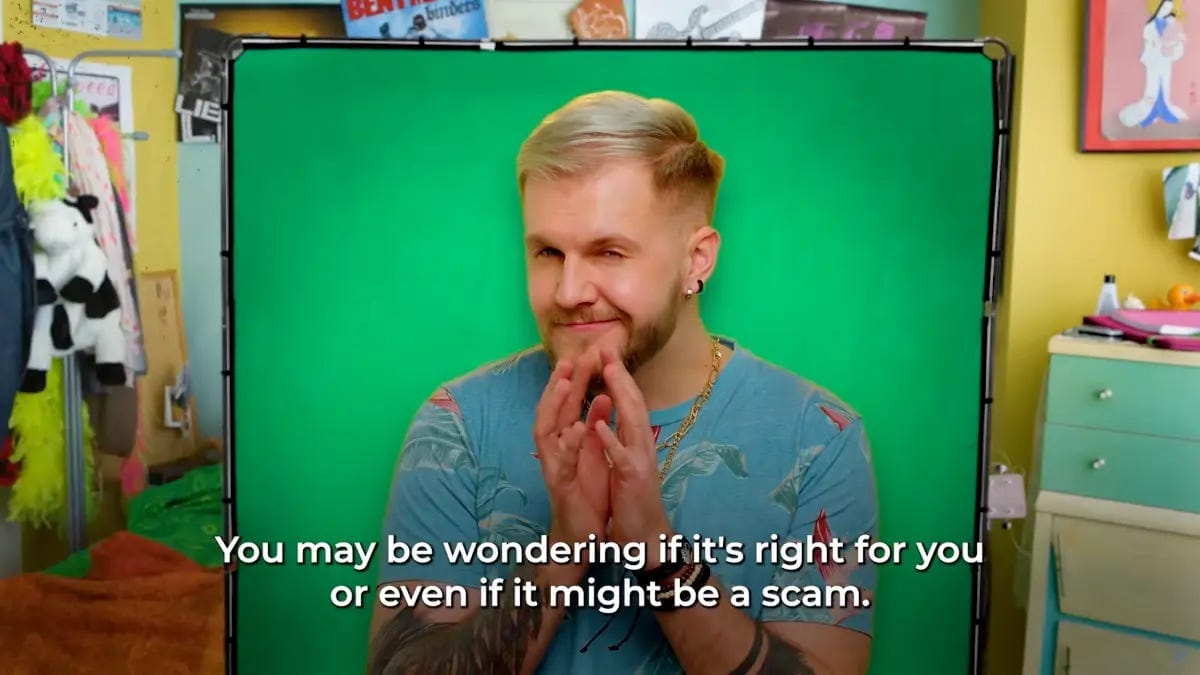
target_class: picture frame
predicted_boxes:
[1082,0,1200,152]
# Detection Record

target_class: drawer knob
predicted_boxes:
[1091,458,1106,469]
[1096,388,1114,400]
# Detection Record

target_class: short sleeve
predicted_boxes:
[760,416,879,636]
[377,392,486,589]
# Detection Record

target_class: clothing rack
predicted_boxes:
[54,48,181,554]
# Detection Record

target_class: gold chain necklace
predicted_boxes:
[586,337,723,484]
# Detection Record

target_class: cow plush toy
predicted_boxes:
[19,195,127,392]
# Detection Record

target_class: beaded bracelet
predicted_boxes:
[652,561,712,612]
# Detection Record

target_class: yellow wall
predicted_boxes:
[5,0,179,274]
[6,0,178,570]
[981,0,1200,672]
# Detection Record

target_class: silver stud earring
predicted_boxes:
[685,288,695,299]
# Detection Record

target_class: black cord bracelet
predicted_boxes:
[633,544,694,586]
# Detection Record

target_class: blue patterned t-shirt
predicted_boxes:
[379,337,878,674]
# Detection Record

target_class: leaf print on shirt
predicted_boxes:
[761,514,874,626]
[479,511,546,546]
[767,444,824,514]
[811,509,839,583]
[810,511,877,625]
[397,406,476,474]
[660,442,749,521]
[477,467,528,516]
[428,387,462,417]
[819,403,853,431]
[476,467,545,546]
[397,438,477,474]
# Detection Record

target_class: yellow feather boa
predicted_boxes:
[7,359,97,530]
[9,114,66,207]
[6,113,96,530]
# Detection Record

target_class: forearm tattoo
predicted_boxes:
[729,625,817,675]
[367,564,551,675]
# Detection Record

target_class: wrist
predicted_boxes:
[631,522,676,570]
[633,533,690,585]
[536,559,587,588]
[642,529,681,570]
[543,530,593,585]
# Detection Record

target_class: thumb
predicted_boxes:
[593,419,630,472]
[586,394,613,427]
[578,424,612,477]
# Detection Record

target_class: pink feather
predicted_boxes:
[120,380,148,498]
[88,116,130,214]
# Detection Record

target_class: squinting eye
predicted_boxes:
[535,248,561,258]
[602,250,623,258]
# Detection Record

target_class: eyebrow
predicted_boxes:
[524,234,641,252]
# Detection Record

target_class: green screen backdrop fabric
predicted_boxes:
[227,44,999,675]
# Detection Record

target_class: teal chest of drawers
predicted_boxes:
[1020,335,1200,675]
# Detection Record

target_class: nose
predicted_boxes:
[554,255,598,308]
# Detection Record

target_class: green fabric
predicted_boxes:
[127,464,225,567]
[229,46,996,675]
[42,464,225,576]
[43,547,91,578]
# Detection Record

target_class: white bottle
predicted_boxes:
[1095,274,1120,315]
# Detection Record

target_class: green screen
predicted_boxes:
[228,44,996,675]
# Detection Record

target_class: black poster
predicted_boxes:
[177,26,232,142]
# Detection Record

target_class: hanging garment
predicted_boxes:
[0,123,34,442]
[88,116,131,219]
[63,109,146,379]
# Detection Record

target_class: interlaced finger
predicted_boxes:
[556,421,587,482]
[533,361,572,442]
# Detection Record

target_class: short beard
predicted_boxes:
[553,288,683,401]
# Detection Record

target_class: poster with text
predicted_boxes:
[342,0,488,39]
[177,26,232,143]
[31,0,143,41]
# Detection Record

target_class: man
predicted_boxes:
[368,91,878,675]
[403,14,448,39]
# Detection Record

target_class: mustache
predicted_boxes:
[550,312,627,325]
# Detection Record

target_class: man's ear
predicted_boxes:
[686,225,720,290]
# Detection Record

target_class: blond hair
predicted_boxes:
[516,91,725,221]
